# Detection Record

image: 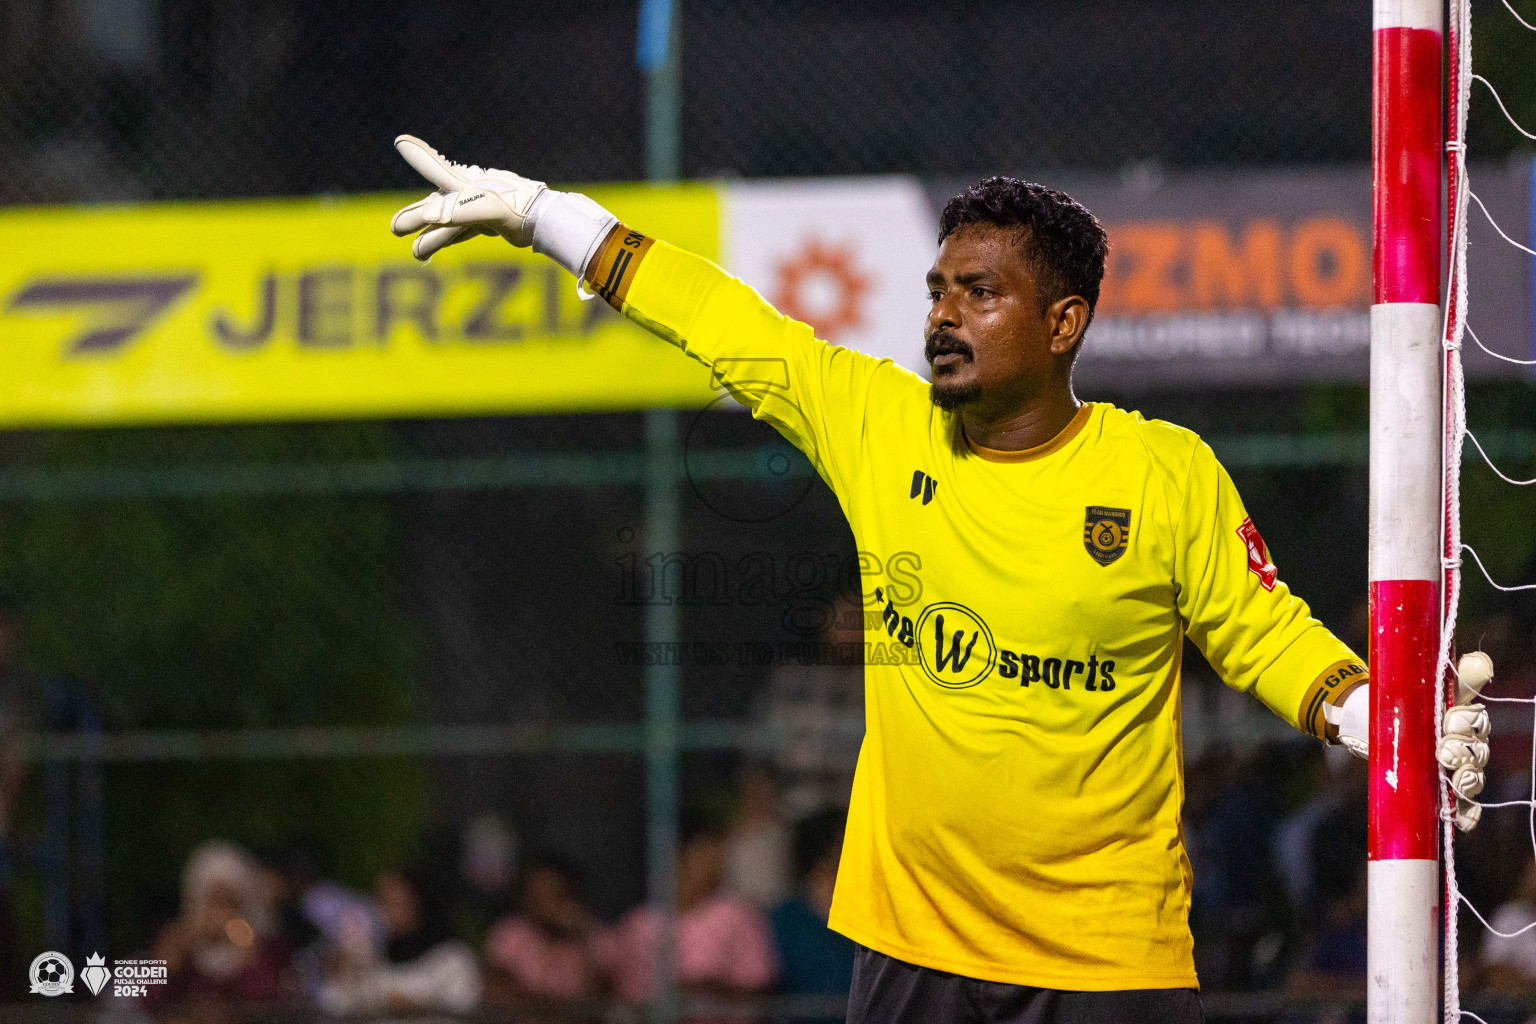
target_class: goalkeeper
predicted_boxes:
[389,137,1491,1024]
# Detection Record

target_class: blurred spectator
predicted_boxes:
[254,845,326,997]
[609,811,778,1002]
[770,807,855,1001]
[149,841,291,1013]
[1451,768,1534,978]
[1482,859,1536,990]
[318,865,481,1015]
[1284,778,1369,999]
[294,857,383,948]
[1187,746,1287,989]
[0,599,38,874]
[459,811,518,932]
[0,596,43,1000]
[486,852,613,999]
[756,591,865,817]
[1275,748,1364,914]
[422,812,520,943]
[724,762,791,910]
[255,847,320,953]
[1285,869,1368,998]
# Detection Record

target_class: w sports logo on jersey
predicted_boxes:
[1083,506,1131,566]
[873,588,996,689]
[915,602,996,689]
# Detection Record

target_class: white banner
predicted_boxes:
[724,178,938,378]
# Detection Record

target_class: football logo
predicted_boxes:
[29,951,73,996]
[1084,506,1132,566]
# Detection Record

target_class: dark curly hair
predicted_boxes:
[938,177,1109,330]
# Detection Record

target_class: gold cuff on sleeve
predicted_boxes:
[1299,659,1369,740]
[584,225,655,310]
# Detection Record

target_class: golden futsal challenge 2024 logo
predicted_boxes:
[29,950,167,998]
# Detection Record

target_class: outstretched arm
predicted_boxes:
[388,135,912,491]
[1173,440,1490,830]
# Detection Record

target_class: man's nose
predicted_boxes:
[928,293,960,333]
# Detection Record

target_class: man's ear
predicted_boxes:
[1048,296,1090,356]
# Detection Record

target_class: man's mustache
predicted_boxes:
[925,330,974,363]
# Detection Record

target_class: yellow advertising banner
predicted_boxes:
[0,186,720,427]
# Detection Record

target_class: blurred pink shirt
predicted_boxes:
[608,896,778,1002]
[487,917,616,998]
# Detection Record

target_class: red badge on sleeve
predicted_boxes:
[1236,517,1278,591]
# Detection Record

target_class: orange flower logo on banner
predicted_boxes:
[771,239,871,342]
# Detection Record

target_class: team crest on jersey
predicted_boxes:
[1083,506,1131,566]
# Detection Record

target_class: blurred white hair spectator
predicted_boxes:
[148,840,291,1009]
[723,762,791,910]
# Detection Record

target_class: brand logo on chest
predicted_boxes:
[909,469,938,505]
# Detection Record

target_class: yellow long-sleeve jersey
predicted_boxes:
[586,230,1367,990]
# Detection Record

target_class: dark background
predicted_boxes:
[2,0,1531,202]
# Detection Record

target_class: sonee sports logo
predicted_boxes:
[81,953,111,996]
[27,951,163,999]
[29,952,72,996]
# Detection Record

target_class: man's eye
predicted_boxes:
[927,290,942,302]
[971,286,991,298]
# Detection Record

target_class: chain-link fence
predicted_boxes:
[1,400,1531,1019]
[5,390,1518,1006]
[11,0,1535,205]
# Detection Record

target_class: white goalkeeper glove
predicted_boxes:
[1441,651,1494,832]
[1323,651,1493,832]
[389,135,617,276]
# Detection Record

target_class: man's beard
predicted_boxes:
[926,329,980,411]
[930,378,982,411]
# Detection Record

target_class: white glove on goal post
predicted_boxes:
[1324,651,1493,832]
[388,135,618,280]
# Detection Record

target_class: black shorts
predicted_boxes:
[846,945,1205,1024]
